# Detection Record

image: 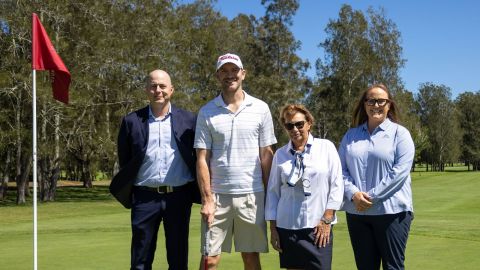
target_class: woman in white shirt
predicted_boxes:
[265,104,344,270]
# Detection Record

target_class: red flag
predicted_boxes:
[32,13,71,104]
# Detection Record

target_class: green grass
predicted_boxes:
[1,170,479,269]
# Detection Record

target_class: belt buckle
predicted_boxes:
[156,186,173,194]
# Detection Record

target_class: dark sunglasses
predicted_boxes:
[284,121,305,130]
[364,98,389,106]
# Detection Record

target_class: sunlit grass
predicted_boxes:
[1,169,479,269]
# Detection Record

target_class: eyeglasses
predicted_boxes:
[284,121,305,130]
[364,98,389,106]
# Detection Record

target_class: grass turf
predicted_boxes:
[1,170,479,269]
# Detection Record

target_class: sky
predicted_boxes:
[209,0,479,98]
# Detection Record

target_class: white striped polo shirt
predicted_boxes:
[194,91,277,194]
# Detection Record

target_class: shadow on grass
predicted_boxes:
[413,169,478,174]
[0,185,114,207]
[54,186,113,202]
[413,164,478,173]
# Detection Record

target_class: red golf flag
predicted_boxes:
[32,13,71,104]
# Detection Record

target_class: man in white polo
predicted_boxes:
[195,53,277,270]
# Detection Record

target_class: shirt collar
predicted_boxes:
[288,133,314,155]
[214,90,253,108]
[148,103,172,121]
[361,118,392,132]
[378,118,392,130]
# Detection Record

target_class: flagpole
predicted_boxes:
[31,12,70,268]
[32,69,38,270]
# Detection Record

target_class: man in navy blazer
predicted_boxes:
[110,69,199,270]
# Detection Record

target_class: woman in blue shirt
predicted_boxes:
[266,104,344,270]
[339,84,415,270]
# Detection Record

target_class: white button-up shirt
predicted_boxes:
[265,134,344,229]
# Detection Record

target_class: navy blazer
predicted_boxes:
[110,104,200,209]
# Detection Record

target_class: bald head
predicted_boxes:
[146,69,172,89]
[145,69,174,108]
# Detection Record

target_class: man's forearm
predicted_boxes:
[260,146,274,188]
[196,149,213,203]
[197,162,213,203]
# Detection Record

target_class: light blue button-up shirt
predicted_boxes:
[135,105,193,187]
[339,119,415,215]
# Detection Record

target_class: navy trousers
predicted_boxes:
[131,187,192,270]
[277,227,333,270]
[346,212,413,270]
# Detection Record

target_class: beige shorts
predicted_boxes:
[201,192,268,256]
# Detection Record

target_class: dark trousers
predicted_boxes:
[131,187,192,270]
[277,227,333,270]
[346,212,413,270]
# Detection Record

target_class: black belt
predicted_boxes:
[134,184,188,194]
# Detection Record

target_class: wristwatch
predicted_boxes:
[321,216,334,224]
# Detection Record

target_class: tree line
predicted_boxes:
[1,0,479,204]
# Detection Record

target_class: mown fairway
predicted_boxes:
[1,170,479,269]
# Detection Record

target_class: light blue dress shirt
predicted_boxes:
[265,134,344,229]
[135,105,193,187]
[339,118,415,215]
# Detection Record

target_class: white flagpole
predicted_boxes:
[32,69,38,270]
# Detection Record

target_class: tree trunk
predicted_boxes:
[39,101,47,201]
[40,158,59,201]
[50,112,60,200]
[0,173,8,200]
[16,154,32,205]
[15,86,24,203]
[48,166,59,201]
[104,88,111,140]
[39,112,61,201]
[39,159,45,200]
[112,160,119,178]
[0,151,11,200]
[81,159,93,188]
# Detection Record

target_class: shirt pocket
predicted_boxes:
[303,159,329,187]
[279,160,295,185]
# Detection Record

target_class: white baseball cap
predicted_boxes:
[215,53,243,71]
